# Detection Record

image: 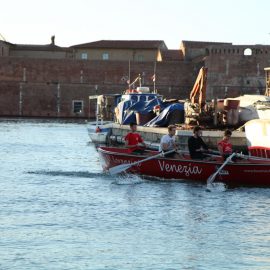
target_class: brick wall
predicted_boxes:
[205,46,269,98]
[0,57,196,118]
[1,42,269,118]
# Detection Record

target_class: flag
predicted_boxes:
[151,74,156,82]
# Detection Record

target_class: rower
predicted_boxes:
[124,122,146,154]
[159,125,181,158]
[217,129,242,162]
[188,126,210,160]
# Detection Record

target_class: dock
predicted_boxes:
[109,124,247,152]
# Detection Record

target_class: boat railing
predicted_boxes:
[248,146,270,158]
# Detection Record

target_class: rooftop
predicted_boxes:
[71,40,167,50]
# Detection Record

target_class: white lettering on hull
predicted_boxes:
[158,160,202,176]
[111,156,141,167]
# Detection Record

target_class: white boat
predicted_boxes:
[226,95,270,123]
[88,130,110,144]
[87,121,113,144]
[245,119,270,158]
[245,119,270,147]
[87,94,118,144]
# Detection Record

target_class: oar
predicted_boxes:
[207,152,236,185]
[109,149,175,175]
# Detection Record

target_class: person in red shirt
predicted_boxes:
[218,129,233,160]
[124,122,146,154]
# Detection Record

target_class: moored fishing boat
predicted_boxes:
[87,121,112,143]
[98,146,270,186]
[88,94,120,143]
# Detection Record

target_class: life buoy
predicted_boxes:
[125,89,139,94]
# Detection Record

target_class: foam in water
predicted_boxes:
[206,181,227,192]
[112,173,145,185]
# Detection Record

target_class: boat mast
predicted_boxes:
[153,61,156,93]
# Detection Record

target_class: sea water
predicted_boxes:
[0,119,270,270]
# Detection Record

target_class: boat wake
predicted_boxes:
[112,173,145,185]
[27,170,107,179]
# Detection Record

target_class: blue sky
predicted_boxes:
[1,0,269,49]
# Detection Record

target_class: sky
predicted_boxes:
[1,0,270,49]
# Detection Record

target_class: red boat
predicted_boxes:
[98,146,270,186]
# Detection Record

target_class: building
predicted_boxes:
[1,36,270,118]
[0,40,10,56]
[1,36,73,59]
[71,40,167,62]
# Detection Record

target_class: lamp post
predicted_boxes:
[19,83,23,116]
[95,85,99,126]
[57,83,61,117]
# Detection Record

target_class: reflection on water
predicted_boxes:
[1,119,270,270]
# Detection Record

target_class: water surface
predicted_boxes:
[0,119,269,270]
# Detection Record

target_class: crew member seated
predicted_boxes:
[188,126,209,160]
[217,129,241,162]
[124,122,146,154]
[159,125,180,158]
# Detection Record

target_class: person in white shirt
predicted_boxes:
[159,125,179,158]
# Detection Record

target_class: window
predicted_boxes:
[137,55,144,62]
[131,96,138,103]
[81,53,88,60]
[244,48,252,56]
[102,53,109,60]
[73,100,83,114]
[140,95,146,101]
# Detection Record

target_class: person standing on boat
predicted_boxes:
[124,122,146,154]
[188,126,209,159]
[159,125,179,158]
[218,129,233,160]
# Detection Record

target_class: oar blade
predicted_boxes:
[207,173,216,185]
[109,163,131,175]
[206,152,236,186]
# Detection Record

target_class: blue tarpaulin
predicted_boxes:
[117,95,184,126]
[117,100,132,124]
[144,103,184,127]
[120,98,163,125]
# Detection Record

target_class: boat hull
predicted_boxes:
[88,132,109,143]
[87,122,112,143]
[245,119,270,148]
[98,146,270,186]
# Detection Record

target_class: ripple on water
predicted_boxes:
[1,120,270,270]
